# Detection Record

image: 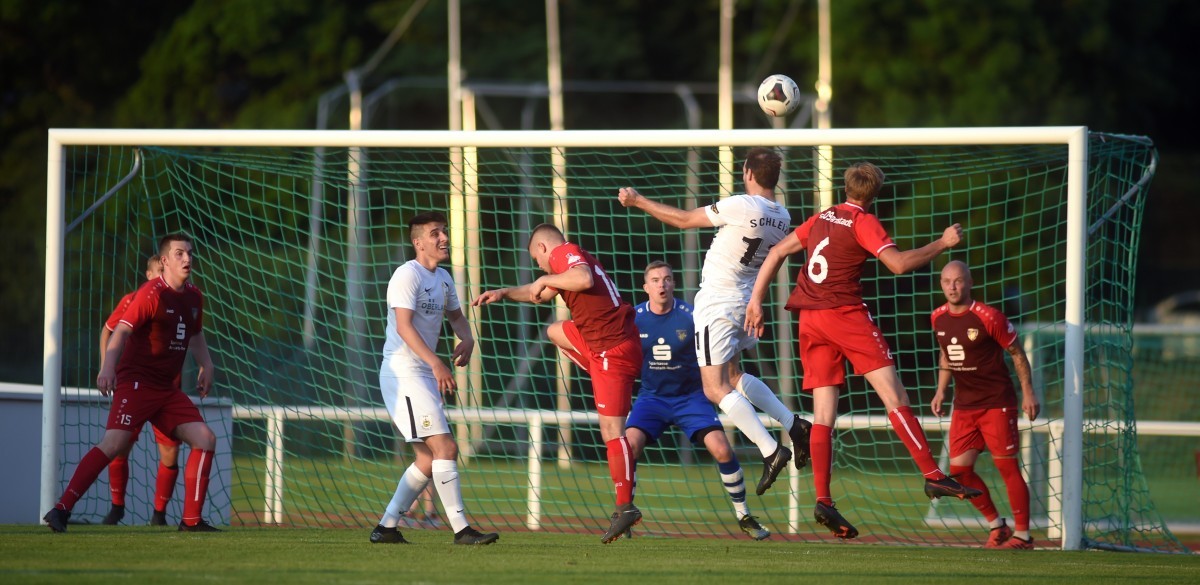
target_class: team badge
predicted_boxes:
[677,329,688,342]
[420,414,433,430]
[967,328,979,341]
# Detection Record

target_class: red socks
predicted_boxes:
[108,456,129,506]
[605,437,634,506]
[182,449,214,525]
[811,423,833,504]
[995,456,1031,531]
[155,464,180,512]
[57,447,112,511]
[950,464,997,520]
[888,406,946,481]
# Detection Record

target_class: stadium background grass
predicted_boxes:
[222,455,1196,543]
[3,525,1198,585]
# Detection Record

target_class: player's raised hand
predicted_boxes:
[451,338,474,367]
[941,223,963,248]
[744,300,765,338]
[617,187,643,208]
[471,289,505,306]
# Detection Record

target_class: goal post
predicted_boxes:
[41,127,1180,551]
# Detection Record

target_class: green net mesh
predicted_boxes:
[50,132,1187,551]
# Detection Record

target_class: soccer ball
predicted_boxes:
[757,74,801,117]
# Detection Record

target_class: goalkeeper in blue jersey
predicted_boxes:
[624,260,771,540]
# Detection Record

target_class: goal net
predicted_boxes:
[42,128,1186,551]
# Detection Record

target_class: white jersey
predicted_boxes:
[380,260,461,378]
[695,193,791,305]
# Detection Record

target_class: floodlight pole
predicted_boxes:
[545,0,574,468]
[815,0,834,210]
[718,0,735,195]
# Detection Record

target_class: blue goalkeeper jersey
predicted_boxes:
[634,298,703,398]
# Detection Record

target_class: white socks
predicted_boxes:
[718,391,778,458]
[736,374,794,431]
[431,459,468,533]
[380,464,429,528]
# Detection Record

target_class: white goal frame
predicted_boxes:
[43,127,1089,548]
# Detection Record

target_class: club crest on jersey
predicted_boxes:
[967,328,979,341]
[420,414,433,430]
[677,329,688,341]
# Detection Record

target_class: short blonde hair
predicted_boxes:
[844,162,884,202]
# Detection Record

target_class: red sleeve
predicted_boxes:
[549,242,588,275]
[104,292,136,331]
[980,304,1018,348]
[794,215,816,248]
[853,214,896,257]
[119,285,158,331]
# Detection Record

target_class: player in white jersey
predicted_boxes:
[618,147,812,497]
[370,211,498,546]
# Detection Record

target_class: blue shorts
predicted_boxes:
[626,391,723,445]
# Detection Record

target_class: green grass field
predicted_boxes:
[2,525,1197,585]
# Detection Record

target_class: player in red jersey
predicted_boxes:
[473,223,644,544]
[99,254,183,526]
[44,234,220,533]
[930,260,1039,550]
[745,161,980,540]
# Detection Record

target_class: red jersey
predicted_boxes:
[105,291,137,331]
[115,276,204,392]
[930,300,1018,409]
[548,242,637,352]
[785,203,896,311]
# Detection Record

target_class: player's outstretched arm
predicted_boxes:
[877,223,963,275]
[473,280,558,306]
[1006,342,1040,421]
[190,332,215,398]
[745,233,804,337]
[617,187,713,229]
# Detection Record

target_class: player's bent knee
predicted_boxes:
[178,423,217,451]
[698,429,734,461]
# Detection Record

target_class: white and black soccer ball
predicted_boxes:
[757,74,801,117]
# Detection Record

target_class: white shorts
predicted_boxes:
[692,298,758,367]
[380,375,450,442]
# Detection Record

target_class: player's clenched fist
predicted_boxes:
[617,187,642,207]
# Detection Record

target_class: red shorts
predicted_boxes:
[562,320,641,417]
[798,305,895,390]
[107,388,204,437]
[948,406,1020,458]
[131,422,183,448]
